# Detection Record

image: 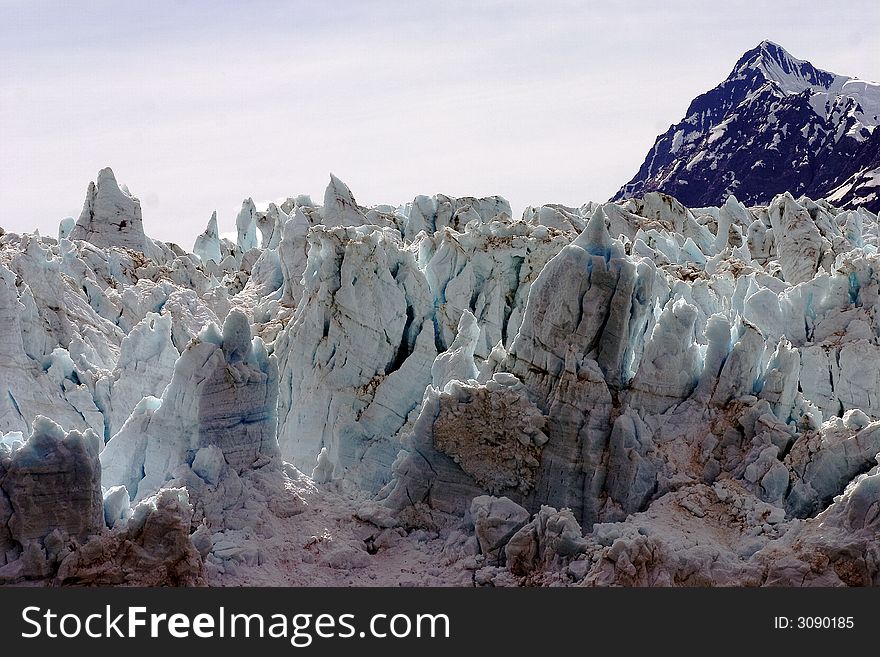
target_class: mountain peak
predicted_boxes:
[757,39,789,61]
[613,43,880,212]
[740,39,790,65]
[731,40,837,93]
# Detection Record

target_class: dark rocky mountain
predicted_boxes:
[614,41,880,212]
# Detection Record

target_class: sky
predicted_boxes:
[1,0,878,245]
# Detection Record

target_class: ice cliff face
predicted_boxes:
[1,168,879,586]
[101,310,279,500]
[1,416,102,549]
[95,311,179,440]
[274,225,436,490]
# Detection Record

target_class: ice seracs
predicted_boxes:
[101,310,279,500]
[470,495,530,564]
[431,310,480,389]
[2,416,102,544]
[383,188,880,557]
[95,311,179,440]
[278,205,313,306]
[322,174,366,228]
[626,298,701,414]
[768,193,824,284]
[256,203,286,250]
[58,217,75,242]
[193,211,222,264]
[421,210,567,359]
[235,198,259,252]
[71,167,149,252]
[2,167,880,587]
[274,225,436,490]
[0,416,103,581]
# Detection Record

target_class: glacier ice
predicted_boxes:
[101,310,280,500]
[505,505,588,576]
[0,416,103,581]
[57,216,75,242]
[431,309,480,389]
[470,495,530,563]
[382,372,549,514]
[2,168,880,586]
[55,487,204,586]
[274,225,437,490]
[310,446,334,484]
[193,211,222,264]
[235,198,259,253]
[95,311,179,440]
[322,174,366,228]
[71,168,148,253]
[102,485,131,529]
[256,203,286,250]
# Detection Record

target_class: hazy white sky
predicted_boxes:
[1,0,878,244]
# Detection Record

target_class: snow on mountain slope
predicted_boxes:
[1,169,880,586]
[749,41,879,129]
[827,127,880,209]
[615,41,880,213]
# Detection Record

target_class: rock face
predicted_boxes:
[827,129,880,211]
[71,168,149,251]
[615,41,880,212]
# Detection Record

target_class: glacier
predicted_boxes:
[1,167,879,586]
